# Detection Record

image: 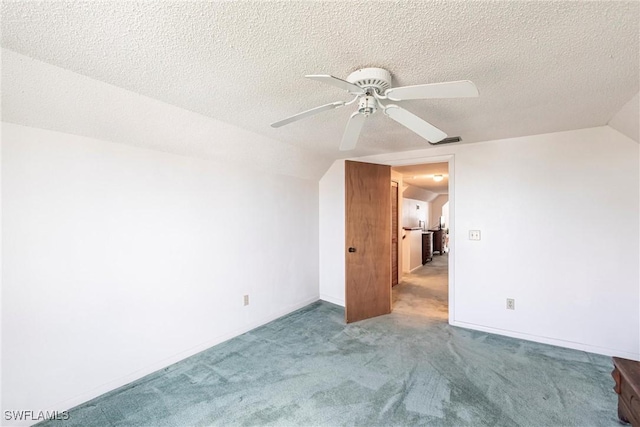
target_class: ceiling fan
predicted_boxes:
[271,68,479,151]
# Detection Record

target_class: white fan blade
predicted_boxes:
[306,74,365,94]
[385,105,447,143]
[340,112,367,151]
[385,80,478,101]
[271,101,344,128]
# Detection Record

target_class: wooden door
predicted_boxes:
[345,160,391,323]
[391,182,399,286]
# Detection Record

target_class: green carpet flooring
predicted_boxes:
[39,255,619,426]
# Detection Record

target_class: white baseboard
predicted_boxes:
[409,264,423,273]
[38,296,320,424]
[319,293,345,307]
[451,320,640,361]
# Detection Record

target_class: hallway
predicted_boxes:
[393,253,448,320]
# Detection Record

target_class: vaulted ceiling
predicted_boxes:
[2,1,638,166]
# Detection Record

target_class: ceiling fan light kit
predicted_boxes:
[271,67,478,151]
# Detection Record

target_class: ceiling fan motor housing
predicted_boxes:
[347,67,392,94]
[358,96,377,115]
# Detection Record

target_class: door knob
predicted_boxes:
[348,247,356,253]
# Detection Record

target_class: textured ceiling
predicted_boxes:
[2,1,639,161]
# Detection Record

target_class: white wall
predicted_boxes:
[608,91,639,143]
[318,160,345,306]
[402,198,427,229]
[2,123,320,421]
[0,124,3,415]
[406,230,424,272]
[319,126,640,359]
[430,195,449,229]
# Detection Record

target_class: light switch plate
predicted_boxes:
[469,230,481,240]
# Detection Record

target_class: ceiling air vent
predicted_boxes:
[435,136,461,144]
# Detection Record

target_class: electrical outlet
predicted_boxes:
[469,230,481,240]
[243,295,249,306]
[506,298,515,310]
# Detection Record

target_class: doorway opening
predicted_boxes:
[390,161,450,321]
[343,156,454,325]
